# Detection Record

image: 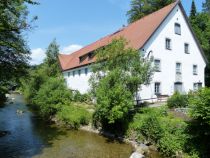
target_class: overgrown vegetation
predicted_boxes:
[21,39,92,129]
[167,91,189,108]
[90,38,153,132]
[127,107,199,157]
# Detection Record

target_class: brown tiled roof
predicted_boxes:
[59,1,178,71]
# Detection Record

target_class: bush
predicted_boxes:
[57,104,91,129]
[189,88,210,126]
[72,90,91,103]
[167,92,189,108]
[33,77,72,117]
[127,107,188,157]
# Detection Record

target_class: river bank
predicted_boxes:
[0,93,134,158]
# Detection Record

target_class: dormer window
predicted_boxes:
[88,52,94,60]
[175,23,181,35]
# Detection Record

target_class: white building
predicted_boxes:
[59,1,207,102]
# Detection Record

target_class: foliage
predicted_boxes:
[57,104,91,129]
[90,38,153,129]
[189,88,210,126]
[127,107,189,157]
[21,65,48,102]
[33,77,72,117]
[72,90,92,103]
[44,39,61,77]
[167,91,189,108]
[127,0,174,23]
[0,0,37,92]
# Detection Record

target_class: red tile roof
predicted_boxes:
[59,1,178,71]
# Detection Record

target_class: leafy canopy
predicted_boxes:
[0,0,37,87]
[90,38,153,126]
[127,0,174,23]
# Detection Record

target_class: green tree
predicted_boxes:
[0,0,37,88]
[127,0,174,23]
[33,77,72,117]
[203,0,210,14]
[44,39,61,77]
[190,0,197,18]
[90,38,153,130]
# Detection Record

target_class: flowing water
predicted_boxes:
[0,94,133,158]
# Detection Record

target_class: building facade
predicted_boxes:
[59,1,207,101]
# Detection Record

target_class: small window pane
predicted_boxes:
[166,38,171,50]
[68,72,70,77]
[176,63,181,74]
[78,70,81,76]
[185,43,189,54]
[85,68,88,75]
[154,59,161,72]
[73,71,75,77]
[193,65,198,75]
[155,82,161,95]
[175,23,181,35]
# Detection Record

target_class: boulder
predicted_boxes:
[129,152,145,158]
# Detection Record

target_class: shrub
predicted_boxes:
[141,115,163,142]
[57,104,91,129]
[189,88,210,126]
[72,90,91,103]
[127,107,188,157]
[33,77,72,117]
[167,92,189,108]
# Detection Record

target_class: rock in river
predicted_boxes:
[130,152,145,158]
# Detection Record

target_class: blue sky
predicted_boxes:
[28,0,205,65]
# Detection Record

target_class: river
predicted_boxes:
[0,94,133,158]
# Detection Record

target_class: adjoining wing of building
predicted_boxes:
[58,0,207,102]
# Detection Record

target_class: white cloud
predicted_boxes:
[61,44,83,54]
[29,44,82,65]
[30,48,46,65]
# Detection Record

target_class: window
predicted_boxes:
[184,43,189,54]
[194,82,202,91]
[85,68,88,75]
[73,71,75,77]
[176,63,182,74]
[165,38,171,50]
[88,52,94,60]
[193,65,198,75]
[174,82,183,93]
[175,23,181,35]
[78,70,81,76]
[154,82,161,95]
[154,59,161,72]
[68,72,70,77]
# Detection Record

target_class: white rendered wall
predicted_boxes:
[139,5,206,100]
[63,66,92,94]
